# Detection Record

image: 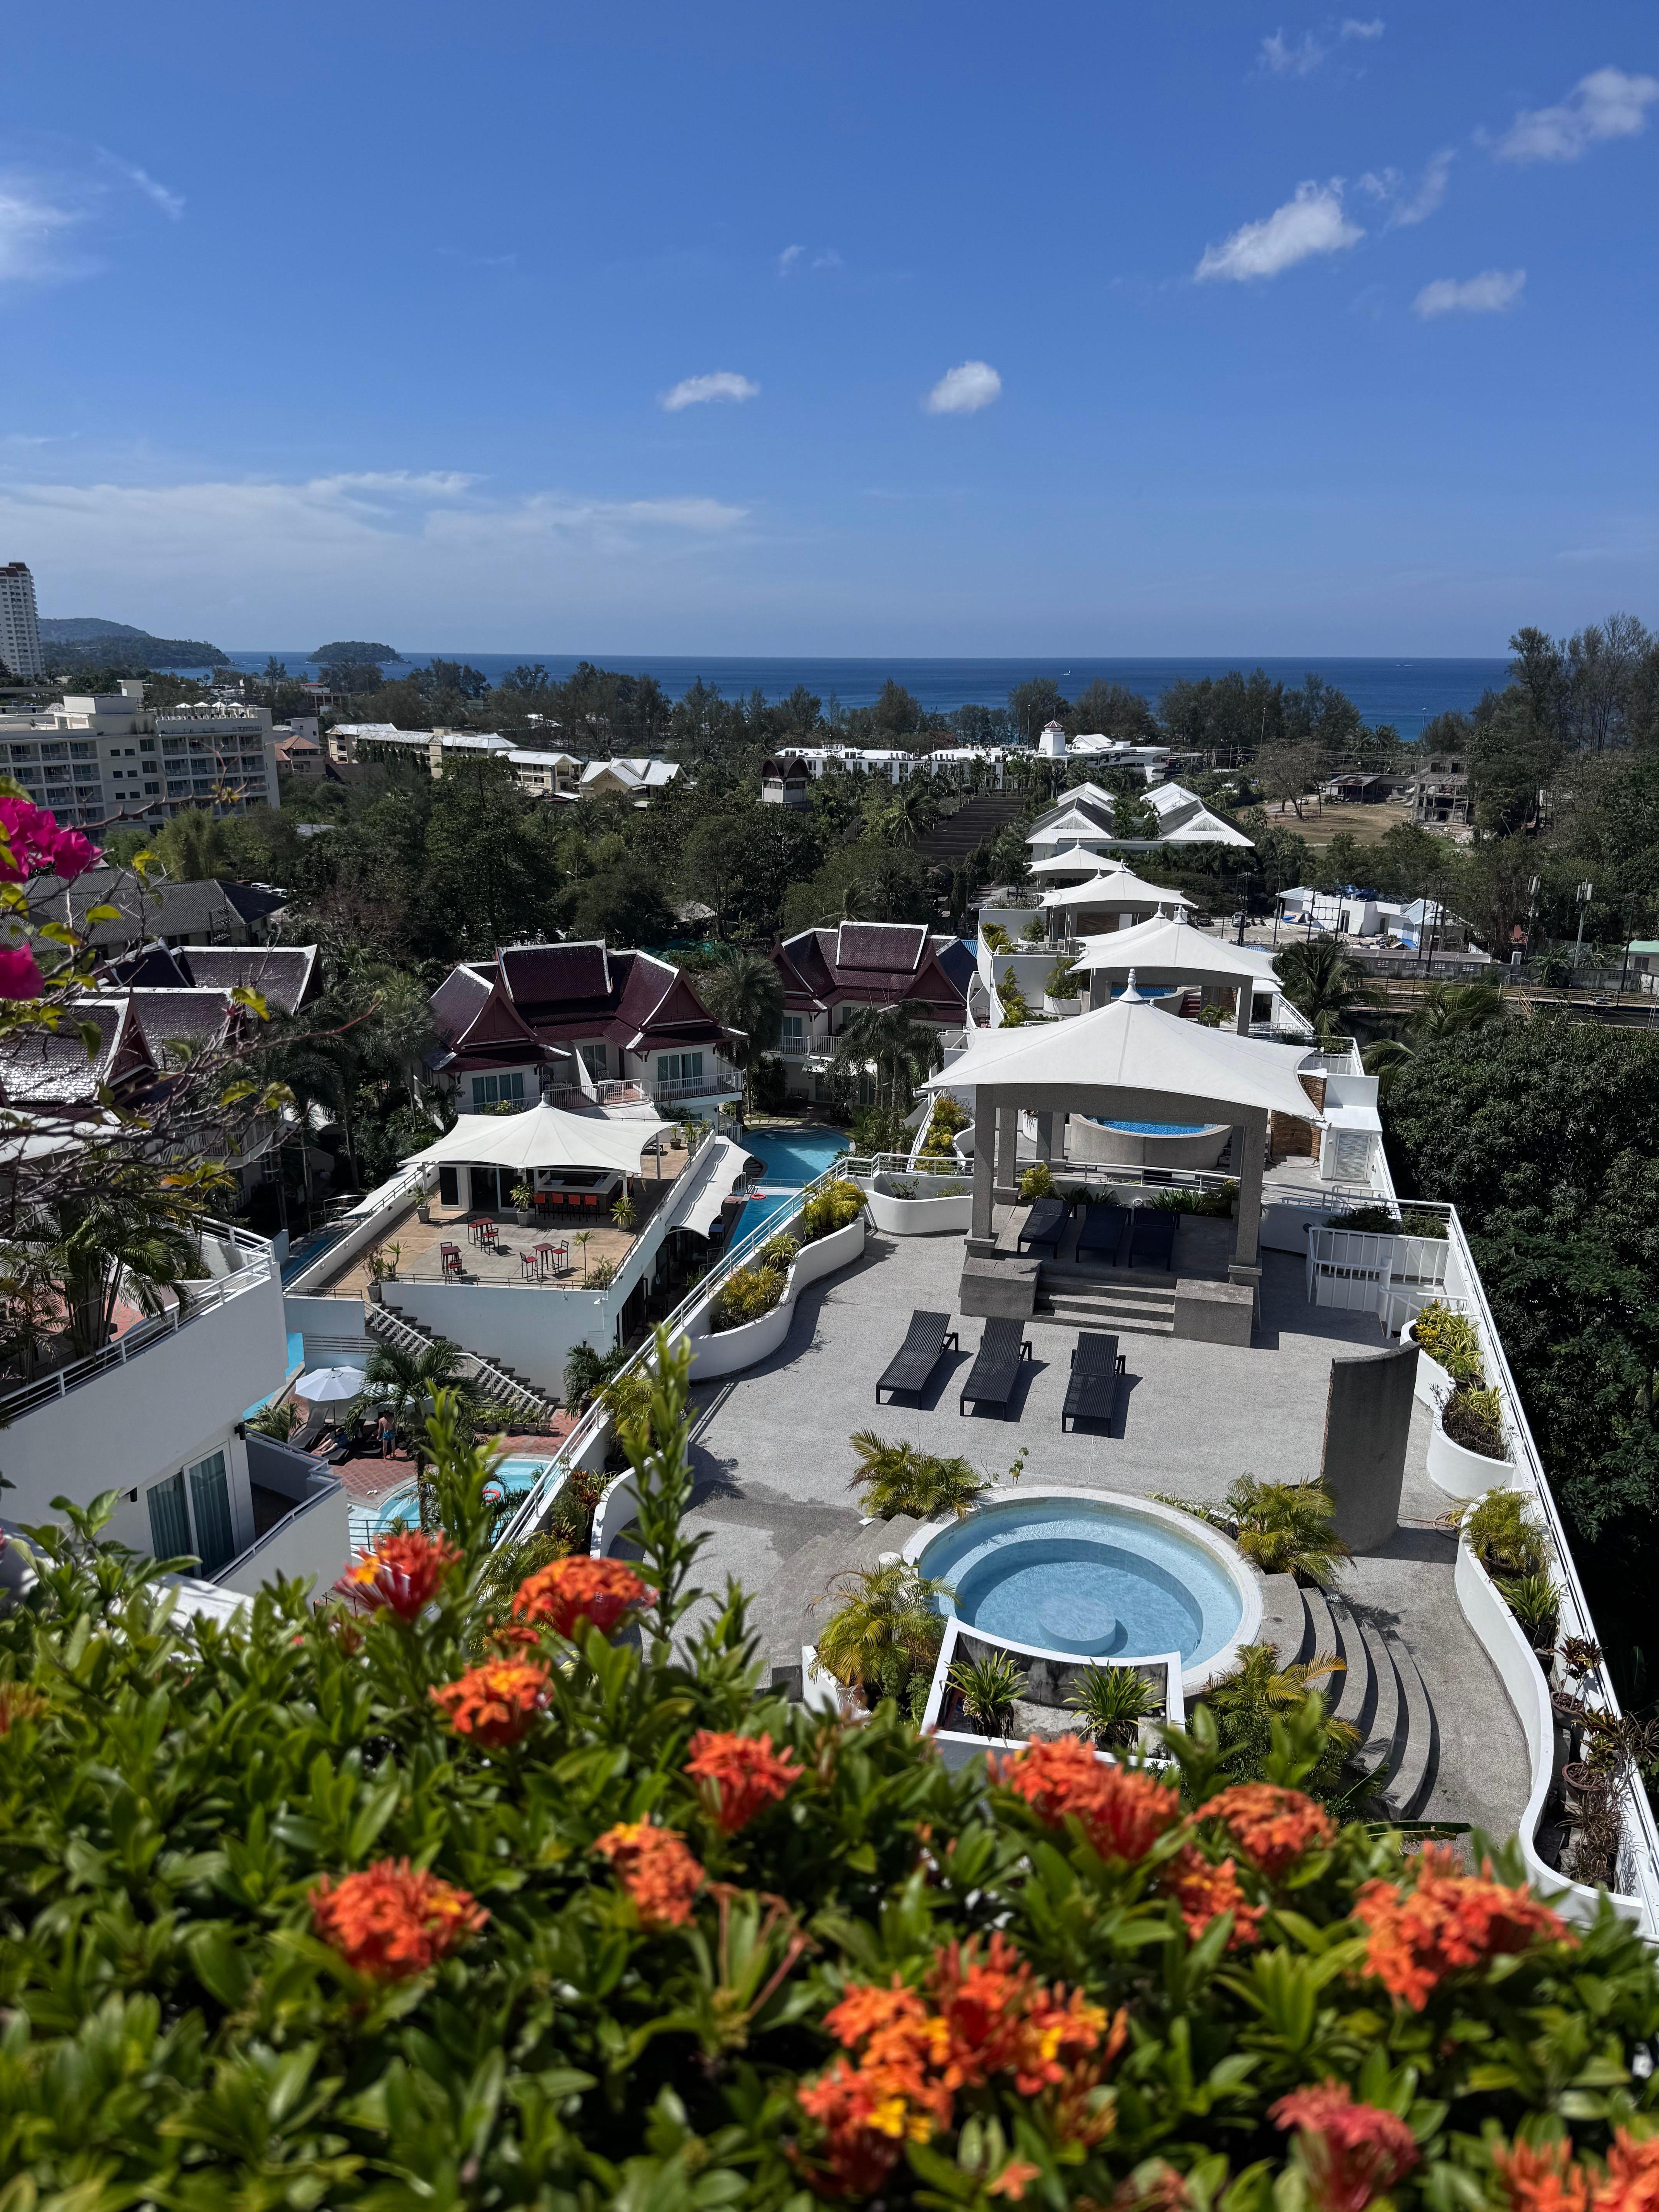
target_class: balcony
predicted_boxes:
[649,1066,742,1106]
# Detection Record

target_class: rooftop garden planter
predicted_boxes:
[867,1173,973,1237]
[1427,1386,1514,1501]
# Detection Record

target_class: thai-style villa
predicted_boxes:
[771,921,974,1100]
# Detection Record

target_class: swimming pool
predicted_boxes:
[727,1126,850,1239]
[914,1492,1252,1680]
[373,1454,558,1535]
[1099,1119,1208,1137]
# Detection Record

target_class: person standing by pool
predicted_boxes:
[376,1410,397,1458]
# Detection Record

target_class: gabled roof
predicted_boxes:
[0,998,156,1109]
[431,944,733,1062]
[1028,802,1116,847]
[174,944,319,1014]
[128,988,238,1051]
[1040,871,1194,912]
[500,941,610,1006]
[836,921,927,973]
[1072,916,1271,984]
[774,927,970,1016]
[429,962,496,1044]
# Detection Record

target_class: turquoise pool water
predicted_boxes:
[1100,1119,1208,1136]
[374,1455,556,1535]
[919,1497,1243,1665]
[727,1126,850,1239]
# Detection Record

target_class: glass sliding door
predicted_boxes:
[187,1449,235,1575]
[147,1470,190,1559]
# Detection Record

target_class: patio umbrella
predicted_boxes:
[295,1365,367,1403]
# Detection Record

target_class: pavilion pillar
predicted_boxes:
[1036,1111,1053,1164]
[1234,985,1252,1036]
[970,1097,996,1245]
[1230,1109,1266,1275]
[995,1106,1019,1202]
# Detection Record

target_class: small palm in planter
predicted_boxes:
[1501,1571,1561,1664]
[1066,1662,1158,1750]
[947,1650,1025,1738]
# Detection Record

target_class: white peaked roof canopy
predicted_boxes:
[1027,847,1127,878]
[1040,870,1194,912]
[1072,914,1272,984]
[1159,810,1254,849]
[402,1103,670,1176]
[923,993,1324,1124]
[1028,804,1115,846]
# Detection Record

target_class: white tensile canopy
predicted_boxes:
[402,1103,670,1177]
[1039,870,1194,913]
[1027,804,1116,847]
[1158,811,1255,849]
[922,991,1322,1127]
[1070,914,1271,985]
[1026,847,1127,879]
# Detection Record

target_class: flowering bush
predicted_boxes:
[3,1334,1659,2208]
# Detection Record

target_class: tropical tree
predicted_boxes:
[1362,983,1507,1095]
[831,1003,945,1118]
[848,1432,987,1520]
[695,946,785,1111]
[814,1560,951,1715]
[0,1185,212,1363]
[361,1336,476,1466]
[1272,937,1385,1038]
[1066,1662,1159,1749]
[1197,1642,1371,1807]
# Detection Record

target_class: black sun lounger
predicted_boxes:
[1075,1203,1130,1265]
[1016,1196,1068,1254]
[1062,1331,1126,1432]
[875,1309,959,1403]
[1128,1208,1178,1271]
[959,1317,1034,1417]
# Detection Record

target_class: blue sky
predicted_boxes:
[1,2,1654,655]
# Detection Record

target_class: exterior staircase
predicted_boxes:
[1034,1264,1178,1338]
[1259,1570,1438,1819]
[369,1298,557,1423]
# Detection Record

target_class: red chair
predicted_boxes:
[520,1252,542,1281]
[440,1243,463,1278]
[477,1218,500,1250]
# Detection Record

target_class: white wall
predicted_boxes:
[284,1293,374,1369]
[390,1277,619,1391]
[219,1483,350,1600]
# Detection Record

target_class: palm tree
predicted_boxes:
[1067,1664,1159,1749]
[1224,1474,1351,1587]
[6,1187,211,1362]
[572,1228,594,1282]
[1272,938,1385,1037]
[696,946,785,1111]
[832,1003,945,1120]
[362,1336,476,1466]
[848,1431,986,1520]
[815,1561,953,1710]
[1362,982,1506,1097]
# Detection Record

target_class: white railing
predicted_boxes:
[650,1068,741,1103]
[0,1223,275,1422]
[1305,1224,1450,1314]
[491,1154,855,1555]
[216,1474,342,1585]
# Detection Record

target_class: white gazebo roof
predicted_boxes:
[923,993,1322,1124]
[1072,914,1270,985]
[1027,847,1127,879]
[402,1103,670,1176]
[1027,804,1115,847]
[1039,870,1194,912]
[1158,810,1255,849]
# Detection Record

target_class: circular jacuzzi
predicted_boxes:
[908,1489,1258,1691]
[1069,1116,1232,1170]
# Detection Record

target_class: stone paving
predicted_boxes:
[671,1223,1529,1839]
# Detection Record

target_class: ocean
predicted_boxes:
[187,653,1511,742]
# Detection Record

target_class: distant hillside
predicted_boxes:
[38,618,232,668]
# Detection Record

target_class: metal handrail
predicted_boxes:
[0,1223,275,1421]
[491,1154,857,1553]
[215,1475,342,1584]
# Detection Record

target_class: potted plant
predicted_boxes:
[509,1182,535,1226]
[366,1243,401,1304]
[1043,953,1082,1017]
[1066,1663,1158,1750]
[611,1190,637,1232]
[946,1649,1025,1738]
[1501,1570,1560,1669]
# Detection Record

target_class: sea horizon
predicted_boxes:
[180,651,1512,741]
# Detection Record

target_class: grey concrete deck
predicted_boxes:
[673,1226,1528,1840]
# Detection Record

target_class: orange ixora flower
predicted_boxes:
[431,1659,551,1747]
[1595,2131,1659,2212]
[1001,1735,1181,1863]
[340,1530,462,1619]
[1353,1843,1573,2010]
[1494,2137,1592,2212]
[796,1934,1125,2195]
[310,1858,487,1978]
[1202,1783,1337,1880]
[0,1683,50,1732]
[594,1820,704,1928]
[685,1729,805,1832]
[1271,2081,1420,2212]
[1161,1846,1264,1950]
[513,1556,653,1641]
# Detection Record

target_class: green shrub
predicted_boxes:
[996,965,1030,1025]
[751,1052,788,1113]
[1443,1381,1507,1460]
[1066,1662,1159,1748]
[848,1431,987,1520]
[0,1347,1652,2209]
[1044,955,1080,1000]
[798,1176,865,1242]
[1018,1161,1056,1202]
[247,1398,299,1440]
[919,1095,970,1158]
[759,1233,799,1273]
[1501,1570,1561,1646]
[1151,1181,1237,1218]
[947,1649,1025,1736]
[980,919,1012,953]
[1329,1206,1449,1240]
[711,1261,787,1332]
[1411,1299,1485,1385]
[1466,1485,1548,1579]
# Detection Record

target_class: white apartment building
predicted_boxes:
[0,680,281,826]
[0,562,45,681]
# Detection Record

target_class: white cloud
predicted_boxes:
[658,370,761,412]
[924,361,1002,414]
[101,154,184,220]
[1261,29,1326,76]
[776,243,802,275]
[811,247,842,270]
[1360,147,1454,226]
[0,179,86,283]
[1341,17,1384,38]
[1195,179,1363,282]
[1412,267,1526,317]
[1494,66,1659,162]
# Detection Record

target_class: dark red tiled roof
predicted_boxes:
[499,942,609,1006]
[836,921,927,972]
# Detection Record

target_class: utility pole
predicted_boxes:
[1571,881,1593,975]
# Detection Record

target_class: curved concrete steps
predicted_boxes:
[1282,1583,1438,1822]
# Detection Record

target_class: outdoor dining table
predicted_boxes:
[531,1240,568,1280]
[467,1216,499,1249]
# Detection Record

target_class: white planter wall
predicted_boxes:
[684,1214,867,1381]
[866,1178,974,1237]
[1426,1394,1514,1503]
[1403,1322,1455,1409]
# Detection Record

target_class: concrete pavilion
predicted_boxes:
[1039,870,1194,936]
[1071,914,1275,1033]
[922,987,1324,1309]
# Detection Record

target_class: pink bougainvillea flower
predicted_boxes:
[0,944,44,1000]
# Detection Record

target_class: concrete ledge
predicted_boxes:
[1173,1276,1255,1345]
[958,1254,1041,1319]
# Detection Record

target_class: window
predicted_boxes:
[656,1051,704,1090]
[781,1014,805,1053]
[139,738,155,753]
[579,1042,607,1082]
[188,1450,235,1574]
[470,1070,526,1109]
[147,1471,190,1558]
